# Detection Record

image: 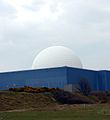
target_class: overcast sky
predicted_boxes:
[0,0,110,72]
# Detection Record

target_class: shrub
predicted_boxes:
[9,86,61,93]
[91,92,108,103]
[52,90,94,104]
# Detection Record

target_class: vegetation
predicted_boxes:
[0,84,109,120]
[8,86,110,104]
[52,90,94,104]
[0,104,110,120]
[9,86,94,104]
[0,88,110,120]
[77,79,91,96]
[9,86,59,93]
[0,87,110,112]
[0,91,54,111]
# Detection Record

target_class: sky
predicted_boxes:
[0,0,110,72]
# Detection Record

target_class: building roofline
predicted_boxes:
[0,66,110,74]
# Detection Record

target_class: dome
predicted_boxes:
[32,46,82,69]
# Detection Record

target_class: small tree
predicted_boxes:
[77,78,91,96]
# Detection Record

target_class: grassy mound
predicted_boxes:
[0,91,54,111]
[0,89,110,111]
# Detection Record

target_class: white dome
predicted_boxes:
[32,46,82,69]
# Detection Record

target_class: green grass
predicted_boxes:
[0,105,110,120]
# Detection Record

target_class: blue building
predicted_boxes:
[0,66,110,91]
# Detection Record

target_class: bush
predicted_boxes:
[9,86,60,93]
[52,89,95,104]
[91,92,108,103]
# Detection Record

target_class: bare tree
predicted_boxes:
[77,78,91,96]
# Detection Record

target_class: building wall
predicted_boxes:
[66,67,98,91]
[0,67,67,90]
[0,67,110,91]
[106,71,110,90]
[97,71,110,91]
[67,67,110,91]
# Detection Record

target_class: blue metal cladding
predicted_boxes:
[106,71,110,90]
[67,67,110,91]
[97,71,110,91]
[0,66,110,91]
[0,67,67,90]
[66,67,98,90]
[25,67,67,88]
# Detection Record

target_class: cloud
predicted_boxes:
[0,0,110,71]
[0,0,16,17]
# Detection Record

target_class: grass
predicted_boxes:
[0,104,110,120]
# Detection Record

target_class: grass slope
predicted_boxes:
[0,105,110,120]
[0,91,110,120]
[0,91,54,111]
